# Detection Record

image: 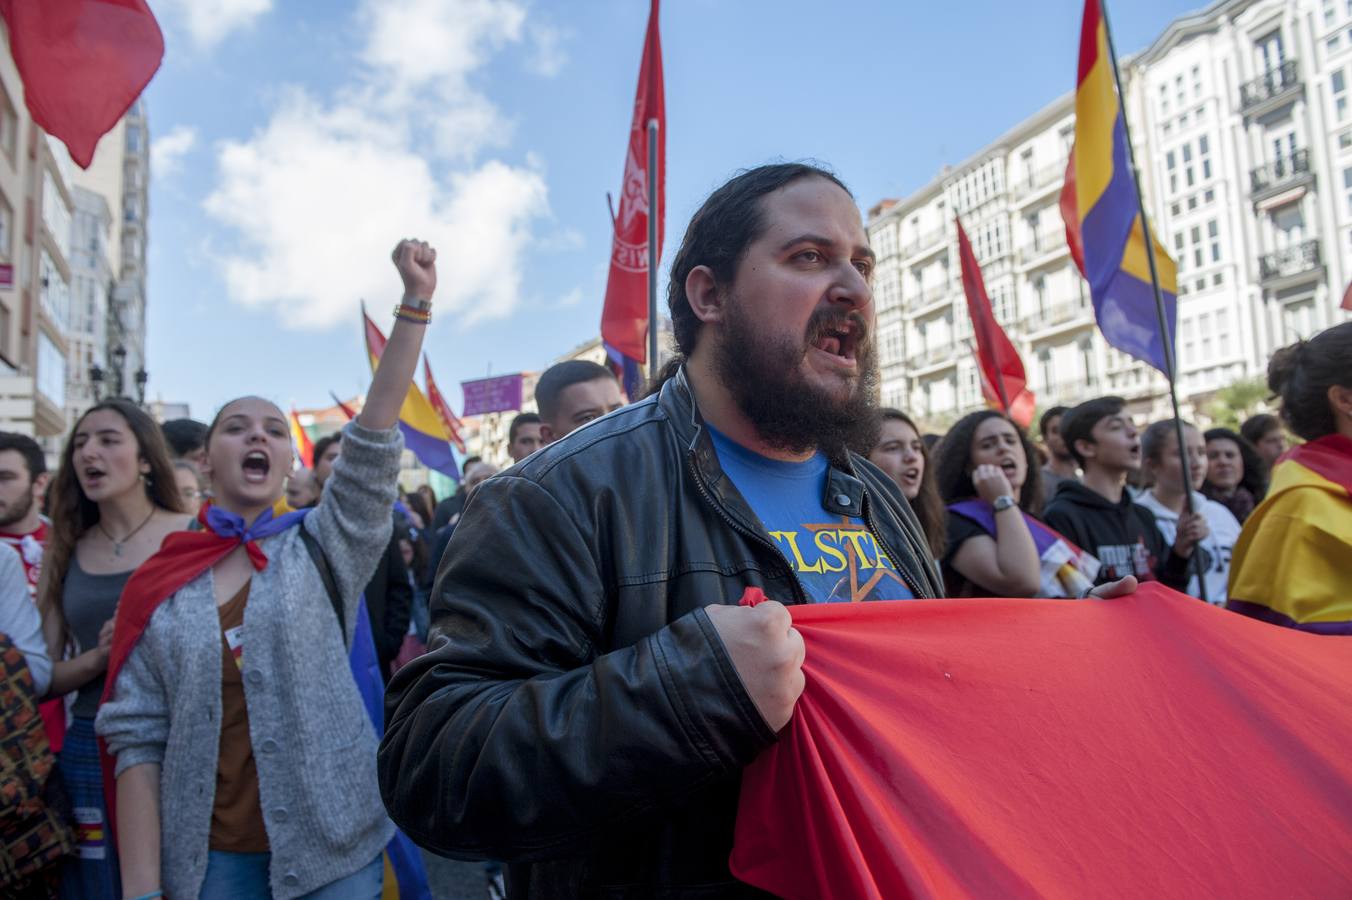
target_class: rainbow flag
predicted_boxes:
[361,307,459,481]
[1227,434,1352,633]
[1069,0,1178,374]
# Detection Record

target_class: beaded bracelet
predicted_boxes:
[393,303,432,325]
[126,891,164,900]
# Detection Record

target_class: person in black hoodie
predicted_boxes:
[1043,397,1207,589]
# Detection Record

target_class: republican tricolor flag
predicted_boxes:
[1067,0,1179,375]
[361,306,460,481]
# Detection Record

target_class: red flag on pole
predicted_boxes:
[288,408,315,469]
[1341,279,1352,311]
[955,217,1035,429]
[328,391,358,421]
[600,0,664,396]
[423,356,468,455]
[0,0,164,168]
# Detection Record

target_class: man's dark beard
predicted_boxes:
[0,487,33,529]
[713,298,880,458]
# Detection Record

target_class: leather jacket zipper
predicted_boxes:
[687,453,809,606]
[862,500,928,599]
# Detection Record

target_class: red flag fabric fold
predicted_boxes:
[600,0,664,368]
[423,356,468,455]
[0,0,164,168]
[730,585,1352,899]
[955,217,1034,428]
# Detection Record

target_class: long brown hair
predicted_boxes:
[874,409,947,559]
[38,400,184,628]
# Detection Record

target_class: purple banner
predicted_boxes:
[461,374,524,417]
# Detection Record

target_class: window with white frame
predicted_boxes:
[1217,309,1230,357]
[1207,219,1221,262]
[1335,70,1349,122]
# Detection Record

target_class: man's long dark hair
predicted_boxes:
[644,162,852,397]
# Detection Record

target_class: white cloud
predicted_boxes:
[151,126,197,176]
[202,0,556,330]
[156,0,272,49]
[555,287,584,309]
[526,23,569,77]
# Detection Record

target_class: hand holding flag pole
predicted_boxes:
[1083,0,1208,601]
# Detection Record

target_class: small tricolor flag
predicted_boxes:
[361,306,459,481]
[289,408,315,469]
[1068,0,1179,375]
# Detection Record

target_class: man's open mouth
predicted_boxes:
[809,317,864,364]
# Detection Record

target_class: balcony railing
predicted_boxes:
[1040,377,1103,406]
[907,286,951,311]
[1250,148,1311,195]
[1240,60,1301,112]
[1024,301,1093,332]
[1017,235,1069,266]
[1012,161,1067,201]
[910,342,957,367]
[901,228,946,258]
[1259,239,1320,282]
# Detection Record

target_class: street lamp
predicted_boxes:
[134,368,148,406]
[111,345,126,397]
[89,363,104,402]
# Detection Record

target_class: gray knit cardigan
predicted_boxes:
[97,421,402,899]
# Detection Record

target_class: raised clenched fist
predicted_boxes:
[705,599,805,732]
[971,464,1015,505]
[392,238,437,301]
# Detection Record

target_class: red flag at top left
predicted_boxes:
[0,0,164,168]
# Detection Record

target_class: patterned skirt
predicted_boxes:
[55,717,119,900]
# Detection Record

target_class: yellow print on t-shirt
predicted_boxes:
[767,519,910,602]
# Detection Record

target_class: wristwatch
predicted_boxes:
[992,494,1017,513]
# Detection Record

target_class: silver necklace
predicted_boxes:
[97,508,156,557]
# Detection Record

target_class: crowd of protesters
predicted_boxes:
[2,167,1351,900]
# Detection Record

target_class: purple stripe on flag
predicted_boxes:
[949,500,1058,555]
[1078,114,1137,291]
[1226,600,1352,635]
[400,422,460,481]
[1093,266,1176,375]
[605,341,645,400]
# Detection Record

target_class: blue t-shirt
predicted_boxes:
[707,427,914,603]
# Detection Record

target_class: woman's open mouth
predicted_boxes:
[242,451,271,484]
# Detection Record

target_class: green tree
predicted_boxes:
[1204,377,1269,431]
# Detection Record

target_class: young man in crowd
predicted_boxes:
[1039,405,1078,505]
[0,432,49,599]
[535,359,625,444]
[1042,396,1207,588]
[380,163,1133,896]
[313,431,412,680]
[507,412,543,463]
[160,417,209,468]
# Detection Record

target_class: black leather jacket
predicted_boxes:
[380,368,943,899]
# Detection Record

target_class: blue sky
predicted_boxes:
[140,0,1205,421]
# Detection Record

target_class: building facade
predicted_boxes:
[66,186,114,427]
[0,24,76,443]
[867,0,1352,430]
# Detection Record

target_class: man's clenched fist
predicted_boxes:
[392,238,437,301]
[705,600,805,732]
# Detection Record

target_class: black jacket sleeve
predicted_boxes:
[378,475,776,862]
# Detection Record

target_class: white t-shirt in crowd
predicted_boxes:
[1136,489,1242,606]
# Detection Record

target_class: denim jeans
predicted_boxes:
[201,851,383,900]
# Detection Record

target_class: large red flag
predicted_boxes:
[731,585,1352,899]
[1341,279,1352,311]
[0,0,164,168]
[955,217,1034,428]
[423,356,467,455]
[600,0,664,389]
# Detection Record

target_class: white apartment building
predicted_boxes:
[66,186,114,427]
[868,0,1352,429]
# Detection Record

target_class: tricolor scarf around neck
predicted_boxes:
[98,502,309,841]
[948,500,1100,598]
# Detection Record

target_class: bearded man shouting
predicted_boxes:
[380,164,945,897]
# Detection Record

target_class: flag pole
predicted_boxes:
[1099,0,1207,602]
[647,118,660,383]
